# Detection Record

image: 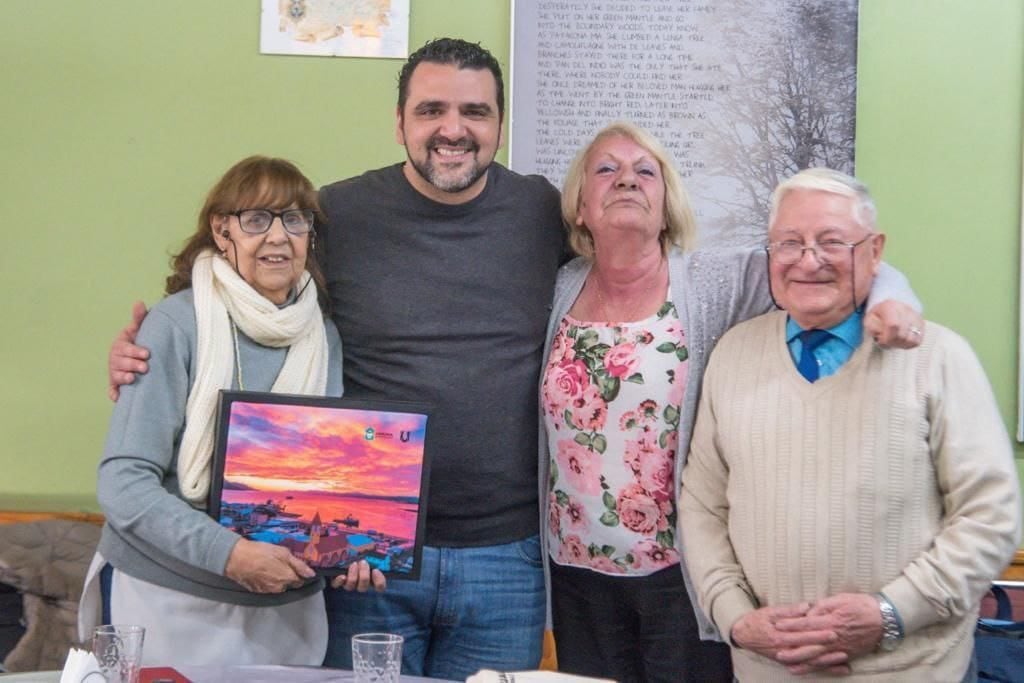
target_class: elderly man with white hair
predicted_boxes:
[680,167,1021,682]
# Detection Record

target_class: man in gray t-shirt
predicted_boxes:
[316,38,565,680]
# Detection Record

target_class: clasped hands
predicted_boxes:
[730,593,883,676]
[225,538,387,594]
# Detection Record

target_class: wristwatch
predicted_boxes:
[874,592,904,652]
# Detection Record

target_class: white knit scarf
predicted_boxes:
[177,250,328,505]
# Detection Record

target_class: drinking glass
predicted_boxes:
[92,624,145,683]
[351,632,403,683]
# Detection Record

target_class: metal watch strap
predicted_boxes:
[875,592,904,652]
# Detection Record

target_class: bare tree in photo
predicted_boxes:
[696,0,858,246]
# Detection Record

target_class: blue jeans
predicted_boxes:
[323,536,546,681]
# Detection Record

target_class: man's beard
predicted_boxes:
[407,135,490,194]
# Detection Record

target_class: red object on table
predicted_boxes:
[139,666,193,683]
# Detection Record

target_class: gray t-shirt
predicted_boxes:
[319,163,566,547]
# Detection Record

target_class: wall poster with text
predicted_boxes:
[510,0,859,247]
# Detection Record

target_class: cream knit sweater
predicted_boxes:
[680,310,1021,682]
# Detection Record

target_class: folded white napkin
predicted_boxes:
[467,670,615,683]
[60,647,105,683]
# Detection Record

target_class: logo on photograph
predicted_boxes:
[364,427,375,441]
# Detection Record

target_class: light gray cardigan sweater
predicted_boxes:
[536,246,917,639]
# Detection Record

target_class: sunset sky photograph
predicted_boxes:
[221,401,428,499]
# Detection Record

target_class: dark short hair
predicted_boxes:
[397,38,505,120]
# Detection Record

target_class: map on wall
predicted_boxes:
[510,0,859,246]
[260,0,409,58]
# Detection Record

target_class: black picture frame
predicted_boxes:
[208,391,431,580]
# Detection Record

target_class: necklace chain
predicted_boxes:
[593,258,666,322]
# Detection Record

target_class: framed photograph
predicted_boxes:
[208,391,430,580]
[259,0,410,59]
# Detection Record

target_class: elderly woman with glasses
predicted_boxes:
[538,122,923,682]
[79,156,384,667]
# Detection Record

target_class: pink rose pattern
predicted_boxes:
[543,302,689,576]
[555,438,603,496]
[603,342,640,379]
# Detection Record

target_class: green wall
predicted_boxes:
[2,1,1021,508]
[855,1,1024,486]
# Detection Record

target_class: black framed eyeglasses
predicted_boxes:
[765,234,874,265]
[229,209,314,235]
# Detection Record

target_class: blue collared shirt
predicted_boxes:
[786,311,864,379]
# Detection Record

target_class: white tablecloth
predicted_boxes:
[0,668,446,683]
[178,665,444,683]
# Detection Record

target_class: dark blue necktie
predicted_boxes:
[797,329,832,382]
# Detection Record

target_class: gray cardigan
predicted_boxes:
[97,289,343,606]
[536,247,917,639]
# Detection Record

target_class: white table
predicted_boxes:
[177,665,444,682]
[0,667,446,682]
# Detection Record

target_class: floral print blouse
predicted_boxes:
[543,300,689,576]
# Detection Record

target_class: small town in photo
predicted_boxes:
[219,492,418,573]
